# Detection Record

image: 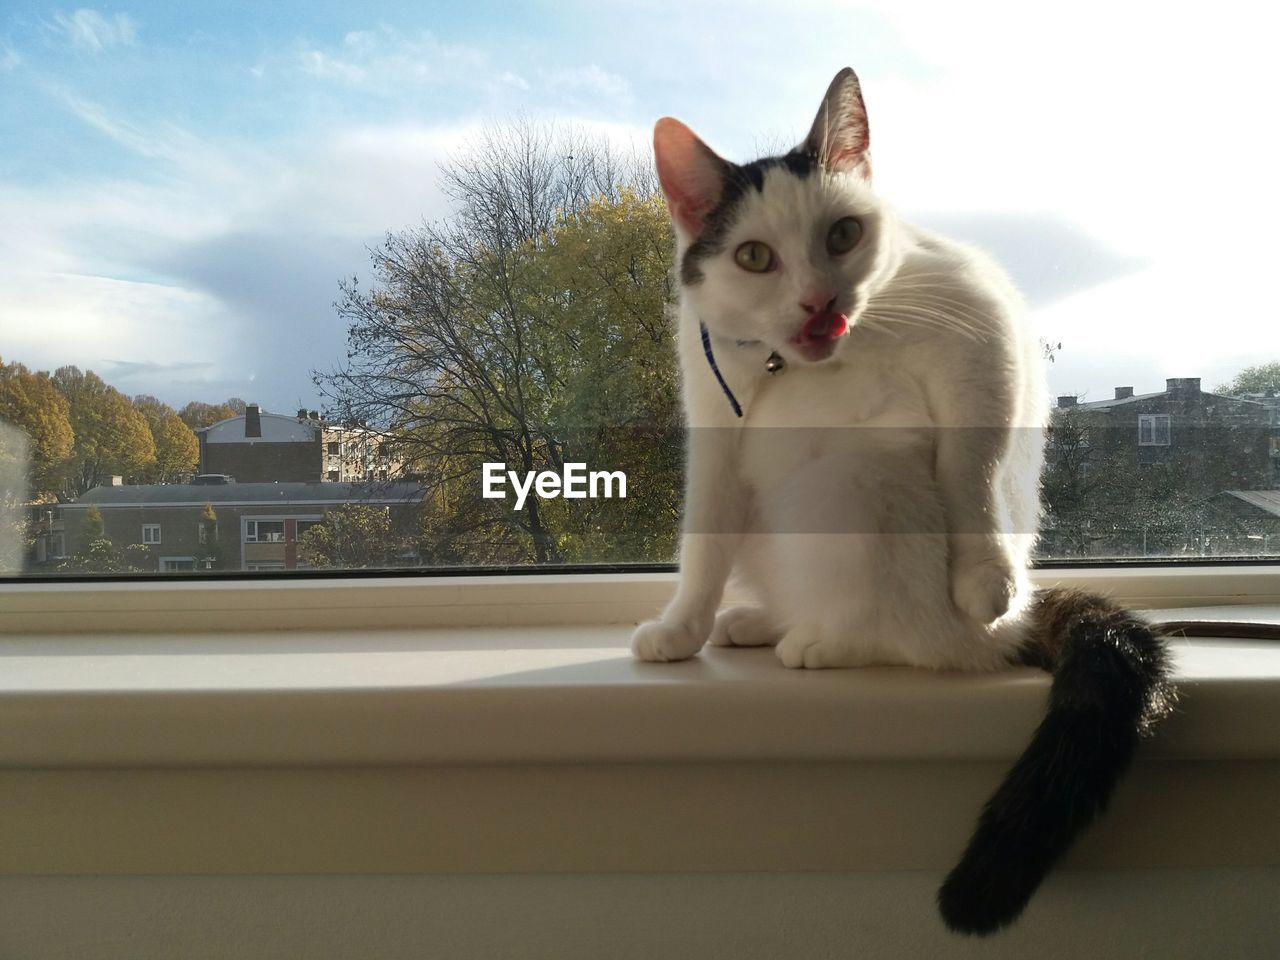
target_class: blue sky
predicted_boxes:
[1,1,1274,412]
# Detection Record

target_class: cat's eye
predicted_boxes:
[734,241,775,273]
[826,217,862,255]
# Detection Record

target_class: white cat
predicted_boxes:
[632,68,1173,935]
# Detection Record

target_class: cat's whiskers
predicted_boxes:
[861,292,1001,343]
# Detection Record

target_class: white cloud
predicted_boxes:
[294,27,488,95]
[544,65,632,104]
[51,8,138,52]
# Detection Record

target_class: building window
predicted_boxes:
[244,519,286,543]
[160,557,196,572]
[1138,415,1171,446]
[327,441,340,455]
[142,524,162,545]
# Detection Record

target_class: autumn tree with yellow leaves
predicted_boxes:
[315,121,682,566]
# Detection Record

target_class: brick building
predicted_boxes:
[197,404,322,483]
[197,405,404,483]
[1043,377,1277,558]
[1052,377,1274,488]
[62,481,426,572]
[322,421,406,483]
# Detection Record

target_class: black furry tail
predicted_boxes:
[937,588,1176,936]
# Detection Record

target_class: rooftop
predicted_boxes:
[1225,490,1280,519]
[67,481,426,508]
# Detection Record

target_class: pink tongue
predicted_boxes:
[799,310,849,343]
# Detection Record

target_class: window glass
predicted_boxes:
[1,1,1276,576]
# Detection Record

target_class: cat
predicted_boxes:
[630,67,1175,935]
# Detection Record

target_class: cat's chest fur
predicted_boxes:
[736,329,937,494]
[746,329,931,428]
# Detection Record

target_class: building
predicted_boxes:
[197,404,405,484]
[321,421,406,483]
[61,481,426,572]
[1043,377,1277,558]
[27,500,67,566]
[197,404,322,483]
[1052,377,1274,487]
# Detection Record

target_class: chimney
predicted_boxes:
[1057,395,1078,409]
[1165,377,1201,396]
[297,408,308,420]
[1115,386,1134,399]
[109,475,124,486]
[309,410,320,421]
[245,403,262,438]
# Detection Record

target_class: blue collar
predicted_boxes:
[699,320,743,418]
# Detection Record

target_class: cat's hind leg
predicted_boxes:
[709,606,781,647]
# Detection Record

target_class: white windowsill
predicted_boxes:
[2,618,1278,769]
[1,569,1277,877]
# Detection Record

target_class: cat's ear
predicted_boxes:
[804,67,871,178]
[653,117,731,236]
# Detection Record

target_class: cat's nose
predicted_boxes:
[800,292,837,314]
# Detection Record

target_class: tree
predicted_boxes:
[178,400,242,431]
[314,120,677,565]
[1216,362,1280,396]
[194,502,225,570]
[80,504,105,541]
[134,395,199,482]
[0,357,75,493]
[1040,408,1225,559]
[53,367,156,494]
[57,503,150,573]
[297,504,415,569]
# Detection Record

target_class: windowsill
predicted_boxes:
[2,575,1277,877]
[2,617,1278,769]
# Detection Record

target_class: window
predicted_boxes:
[295,519,324,538]
[1139,415,1172,447]
[244,520,286,543]
[142,524,162,545]
[0,3,1276,577]
[159,557,196,572]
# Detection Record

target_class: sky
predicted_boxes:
[1,0,1276,413]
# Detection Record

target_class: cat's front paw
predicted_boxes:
[950,553,1017,624]
[631,618,709,662]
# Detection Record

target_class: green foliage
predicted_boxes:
[1216,361,1280,396]
[297,504,415,569]
[58,504,150,573]
[178,400,242,431]
[315,123,679,566]
[135,396,199,482]
[53,366,156,494]
[1039,406,1271,558]
[57,537,150,574]
[80,504,104,541]
[194,501,225,570]
[0,358,75,493]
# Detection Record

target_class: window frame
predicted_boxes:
[3,563,1278,636]
[141,523,162,546]
[242,518,287,544]
[1139,414,1172,446]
